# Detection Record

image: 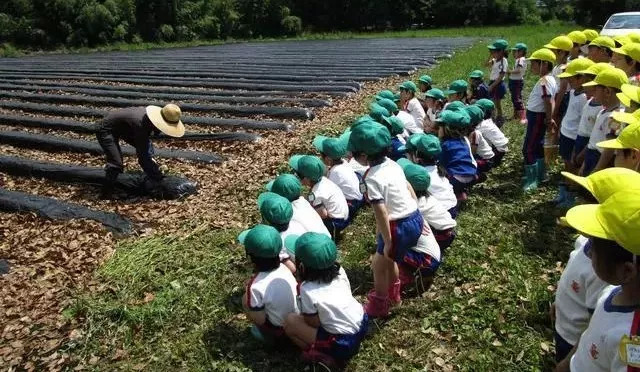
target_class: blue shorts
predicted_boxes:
[558,134,576,162]
[324,217,349,239]
[554,331,573,362]
[573,135,589,160]
[376,210,423,263]
[346,198,364,223]
[401,249,441,278]
[315,314,369,361]
[448,206,459,220]
[581,148,601,176]
[489,80,507,100]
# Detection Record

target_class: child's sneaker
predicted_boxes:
[387,280,402,307]
[364,292,390,318]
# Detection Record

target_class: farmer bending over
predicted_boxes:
[96,104,185,197]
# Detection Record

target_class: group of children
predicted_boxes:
[236,28,640,370]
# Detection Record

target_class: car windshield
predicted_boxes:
[604,14,640,29]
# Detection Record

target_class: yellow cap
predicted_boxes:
[629,33,640,43]
[612,43,640,63]
[577,62,613,76]
[617,84,640,108]
[614,35,633,46]
[589,36,616,50]
[558,58,595,78]
[544,35,574,52]
[565,190,640,254]
[583,29,600,42]
[598,122,640,150]
[611,110,640,126]
[568,30,587,45]
[527,48,556,64]
[583,67,629,90]
[562,167,640,203]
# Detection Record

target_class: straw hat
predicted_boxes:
[146,104,185,137]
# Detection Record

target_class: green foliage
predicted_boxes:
[281,15,302,36]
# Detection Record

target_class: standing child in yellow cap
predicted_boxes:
[544,36,573,130]
[523,48,558,191]
[612,43,640,85]
[598,116,640,171]
[556,190,640,372]
[508,43,528,124]
[581,67,628,176]
[486,39,509,126]
[587,36,615,63]
[567,31,587,61]
[238,224,299,343]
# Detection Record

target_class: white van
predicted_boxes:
[601,12,640,37]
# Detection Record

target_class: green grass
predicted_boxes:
[64,24,579,371]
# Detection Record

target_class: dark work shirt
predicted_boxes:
[99,107,163,180]
[471,83,490,101]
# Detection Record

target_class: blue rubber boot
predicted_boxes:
[557,191,576,209]
[553,185,567,204]
[536,158,549,183]
[523,164,539,192]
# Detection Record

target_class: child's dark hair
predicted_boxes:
[483,110,493,120]
[592,237,635,267]
[270,222,290,233]
[414,151,448,178]
[299,262,341,284]
[606,48,614,57]
[249,253,281,273]
[443,125,466,140]
[367,147,390,165]
[415,189,430,199]
[322,153,344,165]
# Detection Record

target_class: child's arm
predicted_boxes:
[314,205,329,219]
[242,288,267,326]
[543,93,556,132]
[372,203,393,258]
[553,80,569,121]
[593,149,614,173]
[303,314,321,329]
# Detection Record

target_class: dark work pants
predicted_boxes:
[96,129,123,183]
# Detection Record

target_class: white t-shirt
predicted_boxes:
[299,267,364,335]
[397,108,424,135]
[418,196,457,231]
[279,220,309,261]
[554,236,610,346]
[476,118,509,152]
[490,57,508,81]
[404,97,426,132]
[471,130,495,160]
[577,99,603,138]
[327,162,363,201]
[410,222,441,262]
[629,74,640,87]
[310,177,349,220]
[570,285,636,372]
[560,90,589,140]
[364,158,418,220]
[527,75,558,113]
[246,264,299,327]
[348,158,368,177]
[291,197,331,238]
[551,64,567,87]
[510,57,527,80]
[587,104,625,152]
[424,165,458,211]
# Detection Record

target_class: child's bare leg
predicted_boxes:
[372,253,391,296]
[495,99,503,118]
[388,262,399,288]
[284,313,317,350]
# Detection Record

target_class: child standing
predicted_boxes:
[468,70,490,103]
[313,136,364,221]
[557,190,640,372]
[523,48,558,192]
[581,67,628,176]
[567,31,587,61]
[598,115,640,171]
[508,43,528,124]
[487,39,509,126]
[544,36,573,130]
[347,122,423,318]
[475,99,509,167]
[283,233,368,367]
[266,174,331,238]
[399,81,426,133]
[587,36,615,63]
[437,110,478,200]
[240,224,299,342]
[612,43,640,84]
[288,155,350,239]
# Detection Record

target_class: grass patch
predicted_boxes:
[66,24,578,370]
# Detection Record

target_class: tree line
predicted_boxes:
[0,0,638,49]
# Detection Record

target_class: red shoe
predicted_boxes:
[302,349,337,370]
[364,291,390,318]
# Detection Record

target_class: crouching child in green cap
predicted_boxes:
[283,233,368,368]
[466,105,496,175]
[238,224,299,343]
[468,70,490,103]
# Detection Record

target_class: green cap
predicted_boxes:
[415,133,442,157]
[469,70,484,79]
[465,105,485,125]
[445,80,469,95]
[446,100,466,112]
[393,93,401,102]
[313,135,347,160]
[437,110,471,128]
[352,115,374,129]
[375,89,396,101]
[289,155,325,182]
[369,103,391,122]
[348,121,391,155]
[401,163,431,192]
[284,232,337,269]
[258,192,293,226]
[418,75,433,85]
[475,98,495,114]
[425,88,445,101]
[382,115,405,136]
[399,133,426,152]
[238,224,282,258]
[265,174,302,201]
[488,39,509,51]
[398,81,418,93]
[511,42,528,51]
[377,98,398,114]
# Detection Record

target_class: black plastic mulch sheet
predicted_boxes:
[0,155,198,200]
[0,187,133,234]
